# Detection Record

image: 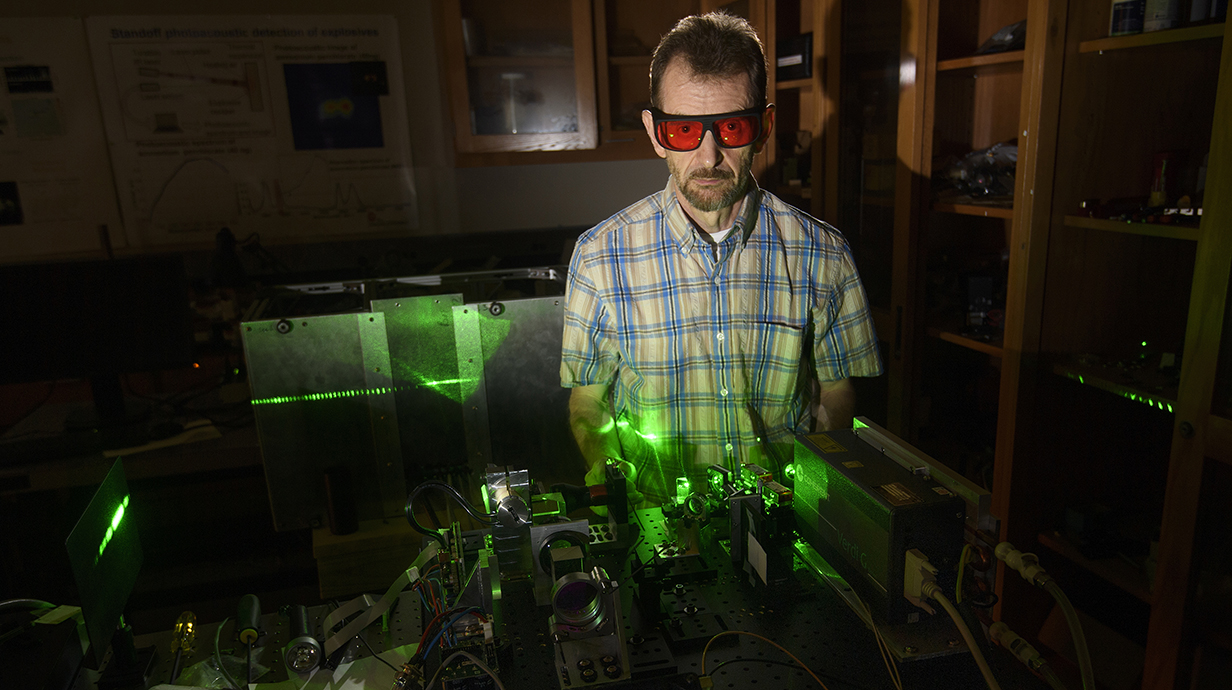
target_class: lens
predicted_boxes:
[716,115,758,147]
[552,572,605,629]
[555,580,600,621]
[658,120,704,151]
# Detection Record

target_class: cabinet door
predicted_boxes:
[837,0,903,426]
[890,0,1031,475]
[594,0,700,159]
[1144,27,1232,690]
[440,0,598,152]
[989,3,1230,687]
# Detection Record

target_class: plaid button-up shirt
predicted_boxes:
[561,179,882,502]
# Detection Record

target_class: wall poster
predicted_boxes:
[0,18,125,260]
[86,15,418,247]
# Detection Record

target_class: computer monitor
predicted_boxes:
[0,254,195,437]
[64,458,144,671]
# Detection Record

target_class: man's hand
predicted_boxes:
[584,458,644,516]
[815,378,855,431]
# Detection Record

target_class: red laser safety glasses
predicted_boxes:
[648,106,769,152]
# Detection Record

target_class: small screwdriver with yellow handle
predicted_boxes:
[168,611,195,684]
[237,594,261,686]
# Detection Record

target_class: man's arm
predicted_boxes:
[569,383,622,484]
[814,378,855,431]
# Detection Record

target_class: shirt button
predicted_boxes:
[725,443,734,452]
[716,332,725,341]
[721,388,729,397]
[714,277,721,285]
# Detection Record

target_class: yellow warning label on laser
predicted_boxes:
[810,434,847,453]
[843,461,864,469]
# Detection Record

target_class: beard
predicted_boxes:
[669,147,755,213]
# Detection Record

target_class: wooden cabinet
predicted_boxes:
[438,0,708,163]
[888,0,1037,489]
[439,0,598,154]
[967,3,1230,688]
[594,0,701,159]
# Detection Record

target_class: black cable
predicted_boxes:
[0,599,55,615]
[707,657,873,690]
[354,631,400,673]
[964,591,1000,609]
[404,481,494,549]
[424,481,495,524]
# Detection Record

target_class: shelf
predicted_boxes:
[926,327,1004,357]
[936,50,1026,71]
[608,55,652,66]
[1053,361,1178,413]
[932,203,1014,219]
[776,77,813,91]
[1079,22,1225,53]
[1063,215,1201,241]
[1037,531,1153,604]
[467,55,574,68]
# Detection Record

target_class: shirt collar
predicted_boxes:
[663,177,761,256]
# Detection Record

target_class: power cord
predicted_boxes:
[905,549,1002,690]
[996,542,1094,690]
[989,622,1068,690]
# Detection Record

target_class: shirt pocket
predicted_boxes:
[736,320,807,404]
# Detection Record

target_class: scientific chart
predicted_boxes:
[0,18,126,260]
[86,16,417,247]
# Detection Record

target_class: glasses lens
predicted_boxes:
[657,120,705,151]
[715,115,759,147]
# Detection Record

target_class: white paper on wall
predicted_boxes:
[0,18,126,260]
[86,15,418,248]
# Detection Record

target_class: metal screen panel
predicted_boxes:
[242,313,405,531]
[454,297,583,485]
[370,294,469,482]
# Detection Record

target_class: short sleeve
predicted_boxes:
[813,238,884,382]
[560,241,620,388]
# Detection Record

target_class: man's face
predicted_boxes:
[642,60,769,214]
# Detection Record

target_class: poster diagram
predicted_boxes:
[0,18,126,260]
[106,41,274,142]
[87,16,418,246]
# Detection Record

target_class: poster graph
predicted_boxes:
[87,16,418,246]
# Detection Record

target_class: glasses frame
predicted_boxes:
[645,105,772,152]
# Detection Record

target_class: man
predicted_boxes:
[560,12,882,505]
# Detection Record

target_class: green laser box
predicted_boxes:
[793,430,964,624]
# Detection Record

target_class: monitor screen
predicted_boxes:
[64,458,142,669]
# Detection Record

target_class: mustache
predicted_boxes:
[688,168,734,182]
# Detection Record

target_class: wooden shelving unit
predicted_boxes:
[888,0,1037,509]
[1039,527,1153,603]
[776,77,813,90]
[932,202,1015,219]
[986,3,1232,688]
[937,49,1025,70]
[1037,530,1153,604]
[883,3,1230,685]
[1052,360,1179,412]
[926,326,1004,358]
[1078,22,1224,53]
[1062,215,1202,241]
